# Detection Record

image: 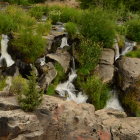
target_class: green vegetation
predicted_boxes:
[76,39,101,75]
[29,5,48,19]
[0,76,6,91]
[65,22,77,37]
[5,0,46,5]
[11,72,42,112]
[11,29,46,63]
[77,76,109,109]
[126,19,140,42]
[126,48,140,58]
[80,9,116,48]
[47,63,65,95]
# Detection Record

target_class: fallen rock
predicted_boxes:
[47,48,71,72]
[0,95,140,140]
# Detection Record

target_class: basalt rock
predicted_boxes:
[95,48,115,84]
[0,95,140,140]
[47,48,71,72]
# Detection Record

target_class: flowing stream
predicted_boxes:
[60,37,69,49]
[56,58,88,104]
[0,34,15,67]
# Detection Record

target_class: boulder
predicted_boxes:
[0,95,140,140]
[116,57,140,91]
[38,62,57,91]
[95,48,115,84]
[47,48,71,72]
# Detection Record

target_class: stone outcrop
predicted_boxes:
[116,57,140,116]
[0,95,140,140]
[116,57,140,91]
[95,48,115,83]
[47,48,71,72]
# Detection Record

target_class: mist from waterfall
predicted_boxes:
[56,58,88,104]
[0,34,15,67]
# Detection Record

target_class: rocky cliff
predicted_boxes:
[0,95,140,140]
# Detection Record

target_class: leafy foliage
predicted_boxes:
[126,19,140,42]
[0,76,6,91]
[77,76,109,110]
[12,72,43,112]
[11,29,46,63]
[65,22,77,37]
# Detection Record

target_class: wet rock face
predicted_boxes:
[0,95,140,140]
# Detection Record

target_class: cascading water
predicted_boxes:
[56,58,88,104]
[114,39,136,60]
[105,89,124,111]
[60,37,69,49]
[0,34,15,67]
[121,40,136,56]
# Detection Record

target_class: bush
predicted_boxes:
[36,20,52,35]
[11,29,46,63]
[10,75,28,95]
[12,72,43,112]
[126,49,140,58]
[0,12,16,34]
[65,22,77,37]
[5,5,36,31]
[76,39,101,75]
[29,5,48,19]
[77,76,109,110]
[0,76,6,91]
[126,19,140,42]
[80,9,116,48]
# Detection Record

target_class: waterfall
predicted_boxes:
[56,58,88,104]
[114,40,120,60]
[121,40,136,56]
[0,34,15,67]
[105,89,124,111]
[60,37,69,48]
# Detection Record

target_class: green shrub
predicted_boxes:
[10,75,28,95]
[0,76,6,91]
[65,22,77,37]
[5,5,36,31]
[76,39,101,75]
[12,29,46,63]
[29,5,48,19]
[126,49,140,58]
[47,63,65,95]
[80,9,116,48]
[14,71,43,111]
[126,19,140,42]
[0,12,16,34]
[36,20,52,35]
[77,76,109,110]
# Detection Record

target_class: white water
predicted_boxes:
[121,40,136,56]
[60,37,69,48]
[105,89,124,111]
[56,58,88,104]
[114,39,136,60]
[0,34,15,67]
[114,40,120,60]
[38,56,46,66]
